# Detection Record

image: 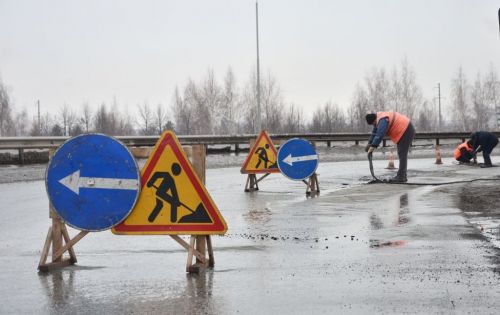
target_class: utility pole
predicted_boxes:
[437,83,442,131]
[37,100,41,135]
[255,1,262,132]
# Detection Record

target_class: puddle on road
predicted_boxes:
[369,239,407,248]
[455,183,500,249]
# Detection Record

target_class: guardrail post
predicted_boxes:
[18,148,24,165]
[383,139,387,147]
[436,138,440,146]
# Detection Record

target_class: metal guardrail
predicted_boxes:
[0,132,496,150]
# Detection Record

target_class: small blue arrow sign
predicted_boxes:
[277,138,318,180]
[46,134,140,231]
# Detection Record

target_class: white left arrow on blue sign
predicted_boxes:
[59,169,139,195]
[282,153,318,166]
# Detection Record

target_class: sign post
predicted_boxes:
[39,134,140,271]
[240,130,280,191]
[112,131,227,273]
[277,138,320,195]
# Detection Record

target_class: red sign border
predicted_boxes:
[113,131,227,234]
[240,130,280,174]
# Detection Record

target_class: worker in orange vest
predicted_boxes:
[365,111,415,183]
[454,140,475,164]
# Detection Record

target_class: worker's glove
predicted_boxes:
[367,146,375,154]
[364,144,371,152]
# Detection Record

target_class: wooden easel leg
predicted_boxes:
[305,173,320,196]
[61,225,77,264]
[195,236,206,265]
[51,218,63,263]
[38,223,88,271]
[244,174,259,192]
[38,227,53,268]
[206,236,214,268]
[184,235,214,273]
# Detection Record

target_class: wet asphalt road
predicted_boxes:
[1,157,500,314]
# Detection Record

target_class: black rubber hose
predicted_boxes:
[367,153,500,186]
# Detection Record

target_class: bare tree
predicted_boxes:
[154,103,167,134]
[241,71,259,133]
[309,102,346,132]
[347,83,370,132]
[218,67,240,134]
[471,73,491,130]
[450,66,470,131]
[283,103,304,133]
[415,100,437,131]
[31,111,54,136]
[81,102,92,133]
[259,72,284,132]
[59,104,76,136]
[117,110,135,135]
[172,86,193,135]
[137,101,153,135]
[483,64,500,129]
[94,103,108,134]
[0,78,13,136]
[364,68,390,111]
[396,58,422,120]
[12,109,29,136]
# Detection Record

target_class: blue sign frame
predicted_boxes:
[277,138,318,181]
[45,134,140,231]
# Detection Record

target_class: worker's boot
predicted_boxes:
[388,172,407,183]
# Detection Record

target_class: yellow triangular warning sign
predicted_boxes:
[240,130,280,174]
[113,131,227,235]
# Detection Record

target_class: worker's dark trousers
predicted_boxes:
[482,137,499,165]
[396,123,415,177]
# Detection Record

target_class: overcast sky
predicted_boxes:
[0,0,499,120]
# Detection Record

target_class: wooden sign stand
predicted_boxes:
[38,211,89,271]
[304,172,320,196]
[244,173,271,192]
[38,143,216,274]
[38,149,90,272]
[174,144,215,273]
[243,137,277,192]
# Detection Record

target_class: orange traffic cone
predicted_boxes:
[386,151,396,169]
[435,145,443,164]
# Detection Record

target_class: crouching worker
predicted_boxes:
[454,140,474,164]
[469,131,498,168]
[365,111,415,183]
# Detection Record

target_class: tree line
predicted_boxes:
[0,59,499,137]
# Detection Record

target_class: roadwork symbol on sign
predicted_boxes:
[240,130,280,174]
[113,130,227,235]
[277,138,318,181]
[46,134,140,231]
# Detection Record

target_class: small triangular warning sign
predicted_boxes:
[240,130,280,174]
[113,131,227,235]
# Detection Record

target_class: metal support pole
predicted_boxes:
[256,1,261,132]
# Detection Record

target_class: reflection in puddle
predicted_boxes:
[243,208,272,224]
[396,193,410,226]
[369,239,408,248]
[370,214,384,230]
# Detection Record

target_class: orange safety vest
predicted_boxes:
[376,111,410,144]
[454,142,472,160]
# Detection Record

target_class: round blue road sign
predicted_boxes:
[46,134,140,231]
[277,138,319,181]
